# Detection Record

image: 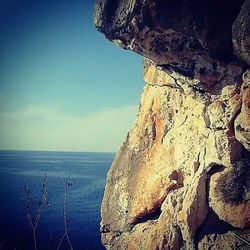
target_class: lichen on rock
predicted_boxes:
[94,0,250,249]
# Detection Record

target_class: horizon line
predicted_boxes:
[0,148,116,154]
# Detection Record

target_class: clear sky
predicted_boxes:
[0,0,143,152]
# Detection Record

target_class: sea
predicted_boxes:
[0,150,114,250]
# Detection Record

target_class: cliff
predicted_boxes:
[94,0,250,249]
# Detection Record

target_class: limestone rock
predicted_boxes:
[94,1,250,249]
[232,0,250,65]
[198,231,250,250]
[94,0,244,63]
[100,61,245,249]
[235,70,250,151]
[209,163,250,229]
[95,0,245,84]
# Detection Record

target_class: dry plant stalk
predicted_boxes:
[23,175,49,250]
[63,179,73,250]
[23,176,74,250]
[57,179,74,250]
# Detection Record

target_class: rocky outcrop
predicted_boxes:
[209,159,250,229]
[198,231,250,250]
[233,0,250,65]
[235,70,250,151]
[94,0,250,249]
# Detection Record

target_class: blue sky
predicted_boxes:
[0,0,143,152]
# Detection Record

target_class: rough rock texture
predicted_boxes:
[233,0,250,65]
[235,70,250,150]
[94,1,250,249]
[198,231,250,250]
[209,160,250,228]
[95,0,246,83]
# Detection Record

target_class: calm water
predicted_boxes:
[0,150,114,250]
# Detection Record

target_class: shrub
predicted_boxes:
[215,159,250,204]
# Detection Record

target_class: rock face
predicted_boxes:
[94,1,250,249]
[233,0,250,65]
[235,70,250,151]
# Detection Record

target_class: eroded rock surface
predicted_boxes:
[233,0,250,65]
[94,0,250,249]
[235,70,250,151]
[198,231,250,250]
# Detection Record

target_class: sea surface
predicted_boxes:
[0,150,114,250]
